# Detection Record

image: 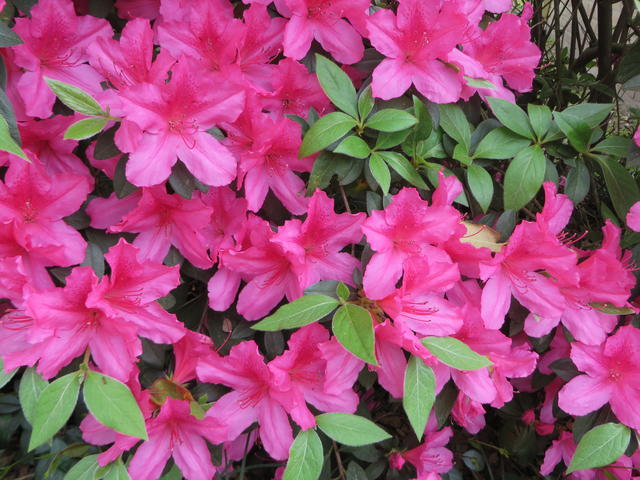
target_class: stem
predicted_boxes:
[237,432,252,480]
[332,441,346,480]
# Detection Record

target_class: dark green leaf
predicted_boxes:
[346,462,368,480]
[375,129,411,150]
[377,151,428,189]
[300,112,357,157]
[45,78,106,116]
[332,304,377,365]
[567,423,630,473]
[554,111,592,152]
[307,152,340,193]
[592,154,640,219]
[527,104,552,140]
[405,96,433,158]
[282,429,323,480]
[486,97,534,139]
[0,115,28,161]
[439,104,471,151]
[114,156,138,199]
[94,125,122,160]
[334,135,370,159]
[403,356,435,441]
[253,295,340,331]
[593,137,632,157]
[473,127,531,159]
[19,367,48,425]
[357,85,374,121]
[169,161,208,199]
[503,145,546,210]
[29,372,81,450]
[64,117,109,140]
[0,88,21,144]
[421,337,492,370]
[316,413,391,446]
[0,359,16,389]
[562,104,612,129]
[0,22,23,47]
[315,55,358,118]
[84,371,148,440]
[368,153,391,195]
[466,165,494,212]
[564,161,590,204]
[365,109,417,132]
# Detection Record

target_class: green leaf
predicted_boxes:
[337,282,350,302]
[315,55,358,118]
[473,127,532,160]
[553,111,592,153]
[589,302,635,315]
[365,109,417,132]
[368,153,391,195]
[45,78,106,116]
[357,86,374,121]
[527,104,552,140]
[84,371,148,440]
[63,454,102,480]
[346,462,368,480]
[0,115,28,161]
[377,151,428,189]
[591,154,640,219]
[463,76,497,90]
[405,96,433,159]
[592,136,632,157]
[253,295,340,331]
[375,129,411,150]
[316,413,391,446]
[299,112,357,157]
[420,337,492,370]
[466,165,494,213]
[562,103,612,128]
[29,372,81,451]
[19,367,48,425]
[564,161,590,204]
[282,429,323,480]
[567,423,630,473]
[486,97,534,139]
[0,359,17,390]
[439,104,471,151]
[103,459,132,480]
[503,145,546,210]
[307,151,340,193]
[0,22,23,47]
[403,356,435,441]
[64,117,109,140]
[453,143,472,166]
[0,88,22,144]
[114,156,138,199]
[334,135,370,159]
[332,304,377,365]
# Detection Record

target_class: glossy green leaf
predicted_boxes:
[0,115,28,161]
[365,109,417,132]
[472,127,532,159]
[592,154,640,219]
[487,97,534,139]
[315,54,358,118]
[19,367,48,425]
[527,104,552,140]
[503,145,546,210]
[63,454,102,480]
[567,423,630,473]
[377,151,428,189]
[282,429,323,480]
[334,135,370,158]
[403,356,435,441]
[29,372,81,450]
[316,413,391,446]
[466,165,494,213]
[439,103,471,151]
[369,153,391,195]
[554,111,592,153]
[332,304,377,365]
[299,112,357,157]
[253,295,340,331]
[357,86,374,121]
[45,78,106,116]
[0,359,17,389]
[64,117,109,140]
[421,337,492,370]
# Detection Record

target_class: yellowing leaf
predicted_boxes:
[460,221,505,253]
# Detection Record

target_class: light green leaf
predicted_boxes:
[315,54,358,118]
[486,97,534,139]
[365,109,417,132]
[84,371,148,440]
[567,423,630,473]
[421,337,492,370]
[0,115,28,161]
[299,112,357,157]
[45,78,106,116]
[64,117,109,140]
[439,103,471,152]
[0,359,17,389]
[253,295,340,331]
[19,367,48,425]
[29,372,81,451]
[334,135,370,159]
[316,413,391,446]
[464,76,497,90]
[103,458,132,480]
[63,454,102,480]
[282,429,323,480]
[466,165,494,213]
[403,356,435,441]
[377,151,428,189]
[472,127,531,159]
[332,304,377,365]
[369,153,391,195]
[336,282,350,302]
[503,145,546,210]
[527,104,552,140]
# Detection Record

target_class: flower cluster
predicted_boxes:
[0,0,638,479]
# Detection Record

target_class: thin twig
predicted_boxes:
[332,441,346,480]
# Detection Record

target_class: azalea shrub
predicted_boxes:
[0,0,640,479]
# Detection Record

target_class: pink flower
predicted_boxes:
[366,0,468,101]
[115,56,244,187]
[401,414,454,478]
[627,201,640,232]
[11,0,112,118]
[558,325,640,430]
